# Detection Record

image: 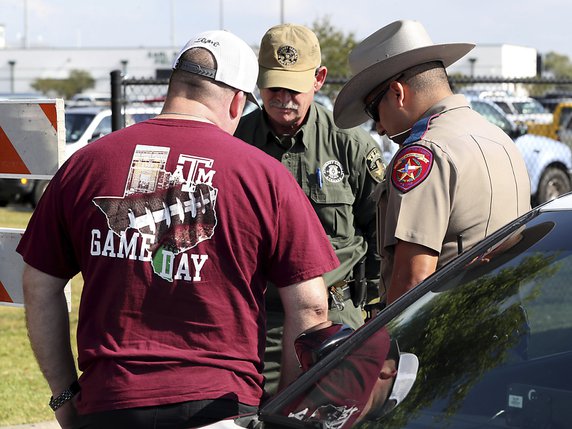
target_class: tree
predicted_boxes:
[31,69,95,100]
[311,16,357,100]
[542,52,572,78]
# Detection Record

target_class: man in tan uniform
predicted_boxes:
[334,20,531,304]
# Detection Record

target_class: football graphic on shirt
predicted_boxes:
[93,182,217,253]
[92,145,218,282]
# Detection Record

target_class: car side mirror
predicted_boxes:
[294,322,354,371]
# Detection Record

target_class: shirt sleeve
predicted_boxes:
[385,142,456,254]
[352,137,384,283]
[16,166,80,279]
[267,171,340,288]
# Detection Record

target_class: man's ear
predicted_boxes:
[230,90,246,120]
[390,81,406,108]
[314,66,328,92]
[379,358,398,379]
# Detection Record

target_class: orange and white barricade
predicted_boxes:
[0,99,70,307]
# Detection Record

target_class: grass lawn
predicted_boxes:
[0,206,82,425]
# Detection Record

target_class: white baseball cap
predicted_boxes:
[173,30,260,106]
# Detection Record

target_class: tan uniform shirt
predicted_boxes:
[378,94,531,292]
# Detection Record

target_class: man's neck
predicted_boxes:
[270,121,302,137]
[264,110,307,137]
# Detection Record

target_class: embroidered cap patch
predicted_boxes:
[391,145,434,193]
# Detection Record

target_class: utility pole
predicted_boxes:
[23,0,29,48]
[469,58,477,77]
[170,0,176,47]
[219,0,224,29]
[8,61,16,93]
[280,0,284,24]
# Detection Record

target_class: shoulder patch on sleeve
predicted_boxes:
[391,145,434,193]
[365,147,385,183]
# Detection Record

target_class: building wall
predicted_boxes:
[0,43,537,97]
[0,46,179,95]
[447,44,538,78]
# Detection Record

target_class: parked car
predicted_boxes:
[65,105,162,158]
[527,101,572,148]
[479,93,553,126]
[532,92,572,113]
[1,105,161,207]
[468,98,572,206]
[0,178,34,207]
[255,192,572,429]
[66,91,111,107]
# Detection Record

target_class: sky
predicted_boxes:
[2,0,571,60]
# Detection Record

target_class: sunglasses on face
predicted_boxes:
[364,73,405,123]
[364,85,391,123]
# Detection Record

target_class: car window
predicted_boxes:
[261,208,572,428]
[493,101,512,115]
[470,101,513,135]
[65,113,97,143]
[513,99,547,115]
[91,116,112,139]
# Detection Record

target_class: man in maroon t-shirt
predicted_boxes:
[18,30,338,429]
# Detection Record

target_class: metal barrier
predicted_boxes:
[0,99,71,307]
[110,70,168,132]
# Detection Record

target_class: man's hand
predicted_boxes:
[55,398,81,429]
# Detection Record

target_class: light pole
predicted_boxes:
[219,0,224,30]
[280,0,284,24]
[120,60,128,76]
[468,58,477,77]
[23,0,29,48]
[170,0,176,47]
[8,60,16,93]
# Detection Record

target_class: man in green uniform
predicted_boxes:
[235,23,384,395]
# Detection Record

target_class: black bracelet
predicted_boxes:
[49,380,81,411]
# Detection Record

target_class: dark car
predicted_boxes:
[254,192,572,429]
[0,178,35,206]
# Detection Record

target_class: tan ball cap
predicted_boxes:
[257,24,321,93]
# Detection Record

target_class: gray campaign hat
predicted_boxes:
[334,20,475,129]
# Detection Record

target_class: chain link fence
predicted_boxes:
[112,71,572,206]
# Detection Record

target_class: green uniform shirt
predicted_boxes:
[236,102,384,308]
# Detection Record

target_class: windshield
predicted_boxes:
[513,100,547,115]
[65,113,96,143]
[261,207,572,428]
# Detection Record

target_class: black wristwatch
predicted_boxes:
[49,380,81,411]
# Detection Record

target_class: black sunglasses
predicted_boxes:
[364,85,391,122]
[364,73,405,123]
